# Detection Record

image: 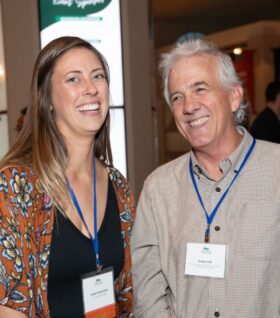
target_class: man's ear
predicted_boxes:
[230,85,243,112]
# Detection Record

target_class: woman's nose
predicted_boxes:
[84,79,98,96]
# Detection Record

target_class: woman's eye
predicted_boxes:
[66,77,78,83]
[94,73,105,80]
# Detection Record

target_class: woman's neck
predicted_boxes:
[65,137,95,181]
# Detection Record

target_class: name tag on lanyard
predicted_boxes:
[185,243,227,278]
[82,267,116,318]
[67,157,116,317]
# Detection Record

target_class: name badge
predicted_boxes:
[185,243,227,278]
[82,267,116,318]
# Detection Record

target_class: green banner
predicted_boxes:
[39,0,112,30]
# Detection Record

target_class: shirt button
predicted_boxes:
[215,226,220,231]
[215,187,221,192]
[214,311,220,317]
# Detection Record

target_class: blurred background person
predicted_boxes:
[0,36,135,318]
[250,80,280,143]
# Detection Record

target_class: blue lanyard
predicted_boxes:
[66,156,102,272]
[189,138,256,243]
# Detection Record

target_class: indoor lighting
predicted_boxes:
[0,65,5,78]
[233,47,243,55]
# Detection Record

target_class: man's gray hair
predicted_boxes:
[159,39,247,125]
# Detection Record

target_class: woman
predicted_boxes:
[0,36,135,318]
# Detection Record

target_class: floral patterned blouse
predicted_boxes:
[0,165,136,317]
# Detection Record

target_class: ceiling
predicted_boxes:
[152,0,280,47]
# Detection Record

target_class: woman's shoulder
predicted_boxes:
[0,164,52,211]
[106,165,129,188]
[0,164,36,179]
[106,164,136,218]
[0,164,37,189]
[0,165,42,196]
[105,164,134,201]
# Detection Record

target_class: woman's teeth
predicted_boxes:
[78,104,99,111]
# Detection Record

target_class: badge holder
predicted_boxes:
[68,157,117,317]
[82,266,116,318]
[185,243,227,278]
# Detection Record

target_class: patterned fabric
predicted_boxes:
[0,164,135,317]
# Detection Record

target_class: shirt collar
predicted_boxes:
[190,126,254,180]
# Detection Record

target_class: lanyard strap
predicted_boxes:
[189,138,256,243]
[66,156,101,272]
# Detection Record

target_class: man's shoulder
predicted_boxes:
[255,138,280,150]
[145,153,190,185]
[254,139,280,160]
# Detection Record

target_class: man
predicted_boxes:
[250,81,280,143]
[131,39,280,318]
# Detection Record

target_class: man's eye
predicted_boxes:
[196,87,206,93]
[171,95,181,103]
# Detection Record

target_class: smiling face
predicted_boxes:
[168,54,242,155]
[51,47,109,142]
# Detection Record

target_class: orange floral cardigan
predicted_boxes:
[0,165,135,317]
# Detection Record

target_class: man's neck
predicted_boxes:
[193,132,243,180]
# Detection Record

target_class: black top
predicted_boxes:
[47,178,124,318]
[250,107,280,143]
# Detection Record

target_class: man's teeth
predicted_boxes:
[190,117,209,127]
[78,104,99,111]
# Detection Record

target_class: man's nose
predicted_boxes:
[183,95,200,114]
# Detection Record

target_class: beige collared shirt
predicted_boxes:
[131,127,280,318]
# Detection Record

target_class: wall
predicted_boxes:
[1,0,40,144]
[0,0,8,158]
[0,1,6,111]
[121,0,156,198]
